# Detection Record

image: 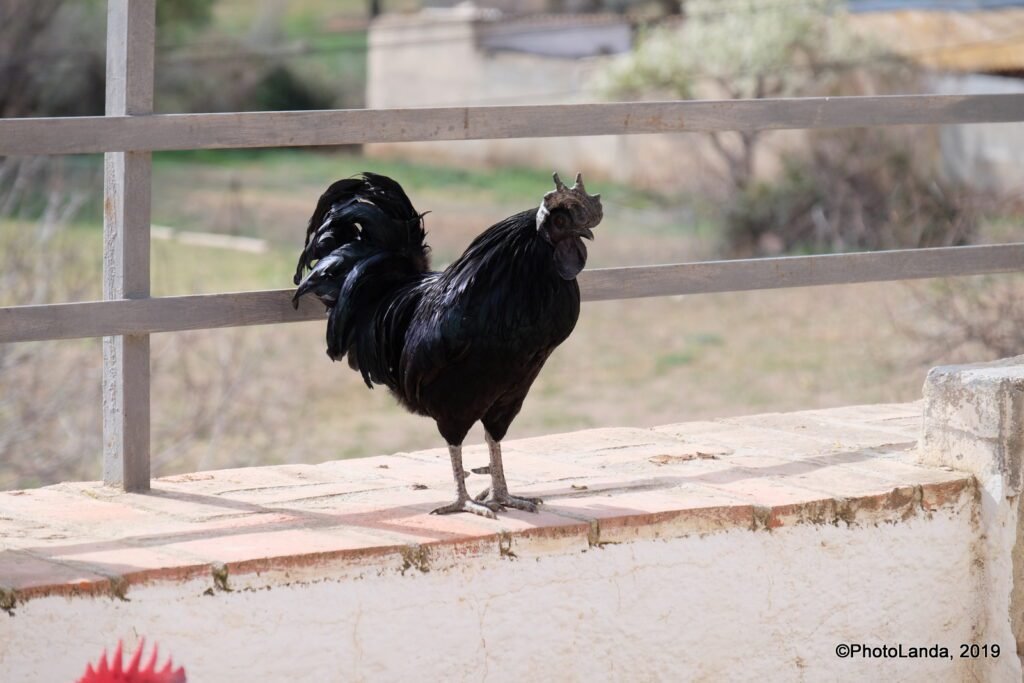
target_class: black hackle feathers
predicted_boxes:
[292,173,430,387]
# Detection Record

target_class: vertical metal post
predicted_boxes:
[102,0,154,491]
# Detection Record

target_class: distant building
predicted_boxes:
[852,5,1024,74]
[368,5,632,110]
[476,13,631,58]
[365,6,699,190]
[849,4,1024,191]
[367,2,1024,193]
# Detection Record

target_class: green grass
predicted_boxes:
[152,241,294,296]
[651,333,724,373]
[1,218,295,305]
[213,0,371,35]
[152,148,665,207]
[688,332,725,347]
[655,351,697,372]
[212,0,421,35]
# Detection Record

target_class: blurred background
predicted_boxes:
[3,0,1024,489]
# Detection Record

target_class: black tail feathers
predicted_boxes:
[292,173,430,382]
[293,172,428,288]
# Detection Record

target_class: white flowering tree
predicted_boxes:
[594,0,887,192]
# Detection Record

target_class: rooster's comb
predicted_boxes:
[78,640,186,683]
[536,172,603,233]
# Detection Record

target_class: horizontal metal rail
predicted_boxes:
[2,94,1023,155]
[3,242,1022,344]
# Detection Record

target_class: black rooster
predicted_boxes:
[293,172,602,518]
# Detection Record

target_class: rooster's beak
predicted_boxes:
[576,227,595,240]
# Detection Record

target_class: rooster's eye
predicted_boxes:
[553,213,569,230]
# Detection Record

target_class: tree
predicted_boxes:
[0,0,216,118]
[592,0,977,258]
[0,1,72,117]
[593,0,885,193]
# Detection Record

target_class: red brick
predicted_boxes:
[546,487,754,542]
[0,549,112,601]
[40,542,209,586]
[160,526,403,574]
[0,487,159,527]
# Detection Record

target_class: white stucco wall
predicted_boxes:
[0,505,997,682]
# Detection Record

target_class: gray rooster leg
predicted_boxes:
[431,445,497,519]
[474,432,542,513]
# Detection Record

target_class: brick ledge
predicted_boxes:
[0,401,974,610]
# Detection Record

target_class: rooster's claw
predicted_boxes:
[430,498,497,519]
[474,489,542,513]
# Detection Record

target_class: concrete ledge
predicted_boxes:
[2,400,1000,681]
[920,356,1024,677]
[921,356,1024,497]
[0,402,961,605]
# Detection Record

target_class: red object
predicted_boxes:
[77,640,186,683]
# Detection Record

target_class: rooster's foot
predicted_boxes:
[430,497,497,519]
[474,489,542,513]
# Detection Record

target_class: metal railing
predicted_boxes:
[2,0,1022,491]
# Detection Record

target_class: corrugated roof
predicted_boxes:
[849,1,1024,11]
[851,8,1024,71]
